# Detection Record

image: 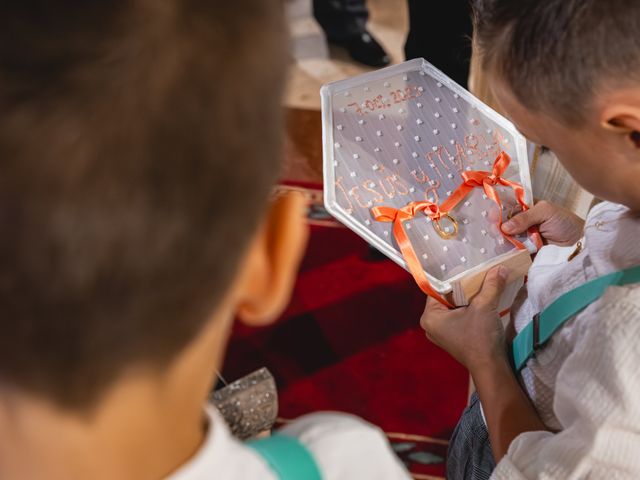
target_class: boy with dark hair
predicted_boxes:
[420,0,640,478]
[0,1,409,478]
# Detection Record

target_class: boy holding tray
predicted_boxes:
[420,1,640,478]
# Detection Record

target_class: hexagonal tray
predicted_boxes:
[321,58,536,295]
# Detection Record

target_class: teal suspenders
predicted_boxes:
[512,264,640,371]
[247,434,322,480]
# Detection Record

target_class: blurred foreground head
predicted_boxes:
[0,0,288,409]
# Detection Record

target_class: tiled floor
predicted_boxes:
[284,0,408,183]
[285,0,408,110]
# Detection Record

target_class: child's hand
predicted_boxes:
[501,200,585,246]
[420,267,510,372]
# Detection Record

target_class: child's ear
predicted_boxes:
[235,192,309,326]
[600,102,640,149]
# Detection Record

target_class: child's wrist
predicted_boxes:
[467,350,511,378]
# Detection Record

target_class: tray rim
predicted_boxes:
[320,58,535,294]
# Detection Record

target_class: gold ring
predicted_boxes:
[433,214,459,240]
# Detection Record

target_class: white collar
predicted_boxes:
[165,406,273,480]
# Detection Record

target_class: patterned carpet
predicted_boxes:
[222,183,469,479]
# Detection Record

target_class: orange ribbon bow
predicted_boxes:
[452,151,542,250]
[452,153,542,313]
[371,201,455,308]
[370,151,542,309]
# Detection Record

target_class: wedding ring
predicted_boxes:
[433,214,459,240]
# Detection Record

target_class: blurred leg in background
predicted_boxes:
[404,0,473,87]
[313,0,390,67]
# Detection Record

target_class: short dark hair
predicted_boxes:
[0,0,287,409]
[473,0,640,124]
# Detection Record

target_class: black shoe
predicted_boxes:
[330,31,391,68]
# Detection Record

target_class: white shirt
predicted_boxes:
[492,202,640,479]
[168,407,410,479]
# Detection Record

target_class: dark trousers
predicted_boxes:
[404,0,473,88]
[446,393,496,479]
[313,0,369,42]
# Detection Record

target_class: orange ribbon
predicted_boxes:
[456,152,543,250]
[370,151,541,309]
[371,201,455,307]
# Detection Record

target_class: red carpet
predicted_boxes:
[222,183,469,479]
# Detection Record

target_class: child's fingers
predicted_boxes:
[425,295,450,312]
[420,296,452,335]
[502,201,554,234]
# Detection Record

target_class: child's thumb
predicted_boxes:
[502,211,533,234]
[475,266,509,309]
[502,202,552,234]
